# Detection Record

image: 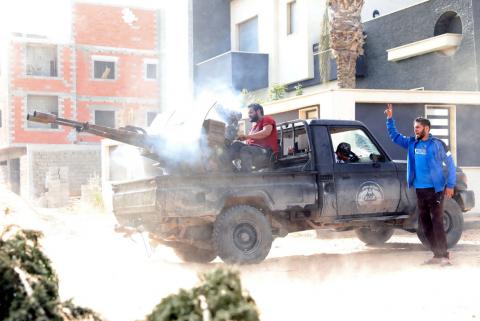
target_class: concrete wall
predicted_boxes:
[0,162,7,186]
[355,103,425,160]
[455,105,480,167]
[27,145,101,198]
[358,0,479,91]
[361,0,427,22]
[230,0,323,86]
[192,0,231,65]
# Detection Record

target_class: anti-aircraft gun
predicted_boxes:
[26,104,243,173]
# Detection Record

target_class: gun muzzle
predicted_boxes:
[27,111,57,124]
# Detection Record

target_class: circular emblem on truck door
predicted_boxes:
[356,181,384,211]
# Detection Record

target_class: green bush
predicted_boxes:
[269,84,286,101]
[146,268,260,321]
[0,225,104,321]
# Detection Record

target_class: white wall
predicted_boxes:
[230,0,325,86]
[161,1,194,113]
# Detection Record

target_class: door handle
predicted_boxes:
[372,163,381,168]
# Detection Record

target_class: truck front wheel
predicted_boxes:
[355,227,394,245]
[416,198,464,249]
[213,205,273,264]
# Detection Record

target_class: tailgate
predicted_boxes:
[112,178,157,215]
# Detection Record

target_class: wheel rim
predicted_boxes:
[443,212,451,233]
[233,223,259,253]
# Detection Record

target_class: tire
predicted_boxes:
[355,227,394,245]
[213,205,273,264]
[416,198,464,249]
[173,244,217,263]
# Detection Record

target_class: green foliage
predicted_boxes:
[146,268,260,321]
[0,225,104,321]
[294,83,303,96]
[269,83,286,101]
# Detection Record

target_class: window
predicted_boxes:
[299,106,319,119]
[277,122,310,159]
[26,44,57,77]
[287,1,297,35]
[425,105,455,150]
[94,110,115,128]
[93,56,116,80]
[238,16,259,52]
[329,127,382,163]
[434,11,462,36]
[27,95,58,129]
[145,62,158,80]
[146,111,158,126]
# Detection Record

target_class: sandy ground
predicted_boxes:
[2,186,480,321]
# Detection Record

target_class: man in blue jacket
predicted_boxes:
[385,103,456,265]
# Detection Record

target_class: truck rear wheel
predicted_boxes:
[173,244,217,263]
[213,205,272,264]
[355,227,394,245]
[416,198,464,249]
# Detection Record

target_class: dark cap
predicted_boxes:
[336,142,353,157]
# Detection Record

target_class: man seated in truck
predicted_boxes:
[335,142,359,163]
[228,103,279,172]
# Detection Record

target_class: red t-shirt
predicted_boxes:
[247,116,278,153]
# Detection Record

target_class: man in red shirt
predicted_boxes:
[228,103,278,172]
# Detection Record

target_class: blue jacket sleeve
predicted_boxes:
[386,118,409,149]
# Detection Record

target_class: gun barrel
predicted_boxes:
[26,110,160,160]
[27,111,57,124]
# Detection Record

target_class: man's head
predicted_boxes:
[336,142,353,161]
[248,103,264,123]
[414,117,431,140]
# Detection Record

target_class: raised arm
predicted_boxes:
[385,103,410,149]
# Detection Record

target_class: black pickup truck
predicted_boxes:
[110,119,475,264]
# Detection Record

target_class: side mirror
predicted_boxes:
[370,153,386,162]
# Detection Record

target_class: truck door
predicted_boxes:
[329,126,401,216]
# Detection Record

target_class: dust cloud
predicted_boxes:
[2,186,480,321]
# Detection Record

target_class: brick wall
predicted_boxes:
[74,3,157,50]
[29,146,101,197]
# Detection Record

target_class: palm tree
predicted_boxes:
[328,0,365,88]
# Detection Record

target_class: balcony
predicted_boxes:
[195,51,269,92]
[387,33,463,62]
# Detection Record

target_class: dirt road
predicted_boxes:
[2,187,480,321]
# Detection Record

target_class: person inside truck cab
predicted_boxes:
[335,142,359,163]
[228,103,279,171]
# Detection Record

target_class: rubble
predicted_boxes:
[43,167,70,208]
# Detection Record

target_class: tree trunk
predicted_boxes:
[328,0,364,88]
[336,50,357,88]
